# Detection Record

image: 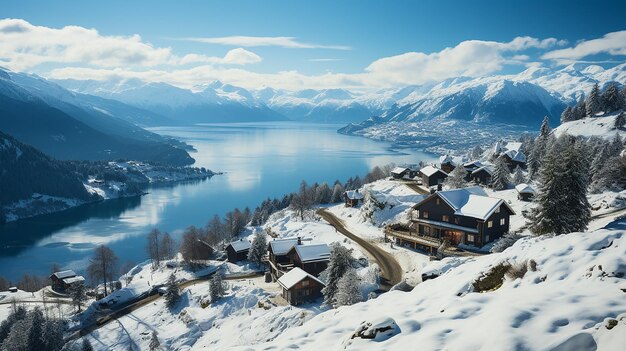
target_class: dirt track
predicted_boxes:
[316,209,403,289]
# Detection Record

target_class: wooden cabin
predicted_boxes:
[420,165,448,187]
[515,183,535,201]
[268,238,300,280]
[225,239,251,263]
[408,187,514,248]
[277,267,325,305]
[391,167,410,179]
[286,243,330,276]
[344,190,364,207]
[493,141,526,171]
[439,155,456,174]
[50,270,85,292]
[471,166,493,185]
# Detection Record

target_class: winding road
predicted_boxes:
[316,209,403,289]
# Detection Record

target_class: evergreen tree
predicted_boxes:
[69,283,87,312]
[528,118,553,180]
[81,339,94,351]
[560,106,574,123]
[491,156,511,190]
[321,243,353,306]
[443,165,466,189]
[615,112,626,130]
[247,230,267,267]
[164,274,180,309]
[512,165,525,185]
[334,268,362,307]
[209,272,226,303]
[602,82,623,113]
[586,83,601,116]
[471,145,484,160]
[530,136,591,235]
[149,331,160,351]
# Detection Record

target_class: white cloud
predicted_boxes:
[0,19,262,70]
[542,30,626,61]
[182,36,351,50]
[180,48,261,65]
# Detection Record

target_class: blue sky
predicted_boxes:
[1,0,625,90]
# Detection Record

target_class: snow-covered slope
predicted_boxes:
[554,112,625,140]
[242,226,626,350]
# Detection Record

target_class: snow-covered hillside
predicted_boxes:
[554,112,625,140]
[240,227,626,351]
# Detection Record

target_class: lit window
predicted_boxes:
[487,221,493,228]
[442,215,449,222]
[467,234,475,243]
[500,218,506,226]
[423,211,429,219]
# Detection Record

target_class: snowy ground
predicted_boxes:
[234,226,626,351]
[554,113,625,140]
[0,287,75,322]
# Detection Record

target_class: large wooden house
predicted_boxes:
[50,270,85,292]
[225,239,251,263]
[285,243,331,276]
[267,238,300,280]
[277,267,325,305]
[408,187,514,248]
[344,190,364,207]
[420,165,448,187]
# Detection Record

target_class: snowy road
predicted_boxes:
[316,209,403,289]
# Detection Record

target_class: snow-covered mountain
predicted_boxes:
[55,78,286,124]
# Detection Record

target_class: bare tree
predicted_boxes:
[180,226,211,266]
[146,229,162,269]
[160,232,176,261]
[87,245,118,297]
[290,180,314,220]
[205,214,224,246]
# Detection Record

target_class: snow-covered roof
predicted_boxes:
[228,239,251,252]
[418,187,514,220]
[277,267,325,290]
[420,165,447,177]
[471,166,493,175]
[505,142,522,153]
[439,155,455,165]
[269,238,300,255]
[515,183,535,194]
[462,160,483,169]
[62,276,85,285]
[391,167,410,175]
[294,243,331,263]
[418,219,479,234]
[51,270,76,279]
[345,190,364,200]
[504,149,526,163]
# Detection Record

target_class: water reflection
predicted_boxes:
[0,122,435,280]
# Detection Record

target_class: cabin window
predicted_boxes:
[500,218,506,226]
[495,207,500,214]
[302,280,309,287]
[487,221,493,228]
[467,234,475,243]
[423,211,429,219]
[436,199,440,205]
[455,217,460,224]
[442,215,449,222]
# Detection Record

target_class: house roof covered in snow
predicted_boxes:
[391,167,410,175]
[471,166,493,175]
[416,187,514,220]
[228,239,251,252]
[269,238,300,255]
[439,155,455,165]
[462,160,484,169]
[420,165,447,177]
[345,190,364,200]
[504,149,526,163]
[51,270,76,279]
[62,276,85,285]
[293,243,331,263]
[277,267,325,290]
[515,183,535,194]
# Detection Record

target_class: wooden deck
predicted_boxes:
[384,228,484,257]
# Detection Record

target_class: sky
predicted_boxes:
[1,0,625,91]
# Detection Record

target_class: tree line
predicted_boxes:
[560,82,626,123]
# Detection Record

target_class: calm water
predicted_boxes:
[0,122,435,281]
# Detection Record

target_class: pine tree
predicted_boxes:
[164,274,180,309]
[491,156,511,190]
[512,165,525,185]
[321,243,353,306]
[247,230,267,267]
[615,112,625,130]
[82,339,94,351]
[209,272,226,303]
[444,165,466,189]
[586,83,601,116]
[69,283,87,312]
[539,116,551,138]
[334,268,362,307]
[471,145,484,160]
[602,82,623,113]
[530,136,591,235]
[149,331,160,351]
[560,106,574,123]
[528,118,553,180]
